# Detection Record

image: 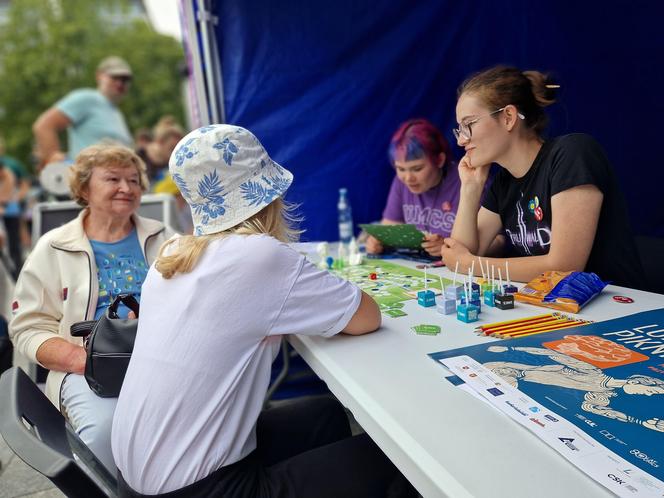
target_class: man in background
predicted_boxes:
[33,56,134,170]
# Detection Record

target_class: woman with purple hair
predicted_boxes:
[366,118,461,256]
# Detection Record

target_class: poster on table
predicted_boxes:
[430,308,664,497]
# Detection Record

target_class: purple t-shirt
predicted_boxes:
[382,164,462,237]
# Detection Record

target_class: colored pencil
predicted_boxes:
[475,313,552,331]
[479,316,561,335]
[494,318,589,337]
[499,320,590,339]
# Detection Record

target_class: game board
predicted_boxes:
[330,260,452,308]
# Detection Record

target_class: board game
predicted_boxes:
[330,260,452,308]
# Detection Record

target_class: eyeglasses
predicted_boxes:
[110,75,132,84]
[453,107,525,141]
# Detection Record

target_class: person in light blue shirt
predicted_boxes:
[89,229,148,319]
[33,56,133,171]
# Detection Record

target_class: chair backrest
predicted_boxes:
[0,367,117,497]
[31,193,176,247]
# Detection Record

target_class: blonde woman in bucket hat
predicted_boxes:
[111,125,416,498]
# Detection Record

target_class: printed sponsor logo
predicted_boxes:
[529,417,545,427]
[558,437,580,451]
[505,401,528,416]
[487,387,504,396]
[544,414,559,422]
[608,474,626,485]
[528,406,540,413]
[630,449,660,468]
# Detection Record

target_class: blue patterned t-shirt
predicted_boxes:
[90,229,148,319]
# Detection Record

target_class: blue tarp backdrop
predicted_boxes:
[211,0,663,241]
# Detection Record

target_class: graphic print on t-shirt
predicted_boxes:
[403,204,456,234]
[90,229,148,319]
[504,193,551,255]
[97,253,147,309]
[528,196,544,221]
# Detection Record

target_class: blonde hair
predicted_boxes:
[69,144,149,206]
[156,197,301,279]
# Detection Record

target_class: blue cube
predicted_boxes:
[483,289,496,307]
[457,303,479,323]
[417,290,436,307]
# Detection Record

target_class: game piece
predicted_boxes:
[325,256,334,269]
[476,257,487,286]
[446,261,463,300]
[385,308,407,318]
[417,266,436,307]
[417,290,436,307]
[436,294,456,315]
[412,324,441,335]
[456,302,479,323]
[337,243,347,268]
[347,237,363,266]
[457,280,479,322]
[503,261,518,294]
[468,270,481,311]
[369,273,377,280]
[436,273,455,314]
[483,287,495,307]
[494,292,515,310]
[317,242,329,269]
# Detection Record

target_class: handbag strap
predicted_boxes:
[108,293,140,319]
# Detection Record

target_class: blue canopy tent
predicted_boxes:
[181,0,663,244]
[179,0,664,397]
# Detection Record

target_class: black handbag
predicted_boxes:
[70,293,139,398]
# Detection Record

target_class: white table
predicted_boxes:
[288,247,664,497]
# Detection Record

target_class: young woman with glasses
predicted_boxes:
[441,65,644,288]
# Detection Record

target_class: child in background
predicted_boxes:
[367,118,461,256]
[112,124,416,498]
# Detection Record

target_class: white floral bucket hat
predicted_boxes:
[169,124,293,236]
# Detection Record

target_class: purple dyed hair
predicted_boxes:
[388,119,452,171]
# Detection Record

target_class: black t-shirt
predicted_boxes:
[483,134,644,288]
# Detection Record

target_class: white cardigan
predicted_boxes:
[9,208,175,407]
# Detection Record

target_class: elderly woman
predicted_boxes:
[10,144,175,473]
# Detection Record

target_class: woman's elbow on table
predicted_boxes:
[342,291,381,335]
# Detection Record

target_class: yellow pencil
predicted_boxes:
[476,313,552,331]
[497,320,588,338]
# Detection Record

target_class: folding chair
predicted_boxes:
[0,367,117,497]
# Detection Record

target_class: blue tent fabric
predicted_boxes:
[211,0,664,241]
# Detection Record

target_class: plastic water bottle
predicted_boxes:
[337,188,353,244]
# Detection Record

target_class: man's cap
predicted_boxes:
[97,56,133,77]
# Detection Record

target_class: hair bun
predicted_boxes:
[522,70,558,108]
